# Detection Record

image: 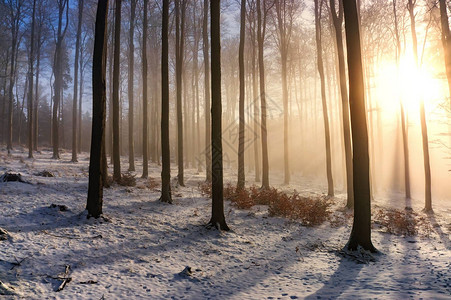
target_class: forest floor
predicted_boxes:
[0,148,450,299]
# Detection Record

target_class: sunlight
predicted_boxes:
[373,54,441,118]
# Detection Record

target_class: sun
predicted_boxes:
[372,54,441,118]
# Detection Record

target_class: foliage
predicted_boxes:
[118,172,136,187]
[374,208,418,236]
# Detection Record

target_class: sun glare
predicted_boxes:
[372,55,441,118]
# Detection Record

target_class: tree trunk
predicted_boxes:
[128,0,135,171]
[439,0,451,106]
[175,0,186,186]
[257,0,269,189]
[343,0,376,252]
[112,0,122,182]
[315,0,334,197]
[237,0,246,190]
[52,0,69,159]
[27,0,37,158]
[209,0,229,231]
[72,0,84,162]
[142,0,149,178]
[160,0,172,203]
[330,0,353,206]
[408,0,432,211]
[87,0,109,218]
[203,0,212,182]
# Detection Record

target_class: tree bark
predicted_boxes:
[160,0,172,204]
[343,0,376,252]
[257,0,270,189]
[27,0,37,159]
[439,0,451,107]
[87,0,109,218]
[209,0,229,231]
[330,0,353,206]
[408,0,432,211]
[315,0,334,196]
[237,0,246,190]
[175,0,186,186]
[203,0,212,182]
[52,0,69,159]
[112,0,122,182]
[142,0,149,178]
[72,0,84,162]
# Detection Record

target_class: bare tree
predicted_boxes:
[330,0,353,206]
[203,0,212,182]
[407,0,432,211]
[27,0,37,158]
[87,0,109,218]
[439,0,451,106]
[52,0,69,159]
[209,0,229,231]
[142,0,149,178]
[160,0,172,204]
[273,0,299,185]
[314,0,334,196]
[175,0,187,186]
[237,0,246,189]
[72,0,84,163]
[112,0,122,182]
[256,0,273,189]
[128,0,136,171]
[343,0,376,252]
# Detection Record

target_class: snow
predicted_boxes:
[0,148,450,299]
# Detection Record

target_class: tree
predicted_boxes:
[160,0,172,204]
[175,0,186,186]
[273,0,298,185]
[87,0,109,218]
[439,0,451,106]
[256,0,273,189]
[407,0,432,212]
[142,0,149,178]
[203,0,212,182]
[343,0,376,252]
[237,0,246,190]
[330,0,353,207]
[209,0,229,231]
[52,0,69,159]
[314,0,334,197]
[112,0,122,182]
[6,0,24,154]
[128,0,136,171]
[393,0,410,200]
[27,0,37,159]
[72,0,84,163]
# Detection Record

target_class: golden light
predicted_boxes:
[372,54,441,119]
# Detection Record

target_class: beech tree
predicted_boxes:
[160,0,172,204]
[343,0,376,252]
[330,0,353,207]
[237,0,246,190]
[87,0,109,218]
[72,0,84,163]
[112,0,122,182]
[209,0,229,231]
[52,0,69,159]
[314,0,334,197]
[128,0,136,171]
[142,0,149,178]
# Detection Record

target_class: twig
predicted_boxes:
[10,256,27,270]
[56,265,72,292]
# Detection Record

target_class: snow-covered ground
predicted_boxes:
[0,148,450,299]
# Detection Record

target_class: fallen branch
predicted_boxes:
[10,256,27,270]
[56,265,71,292]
